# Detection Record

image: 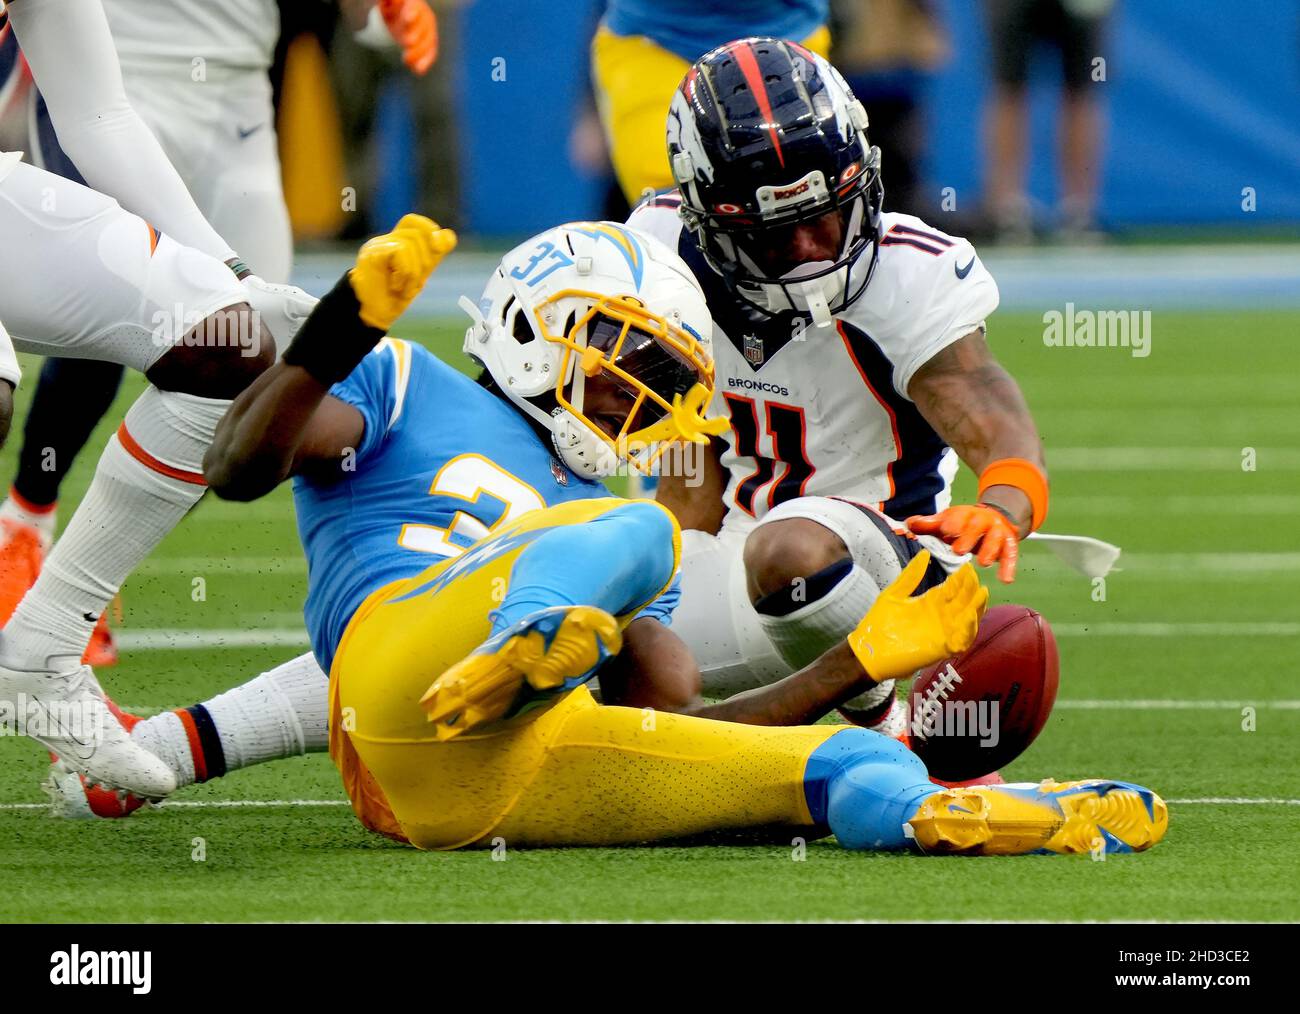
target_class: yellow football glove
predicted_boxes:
[349,214,456,331]
[847,551,988,683]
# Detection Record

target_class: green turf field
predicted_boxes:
[0,309,1297,922]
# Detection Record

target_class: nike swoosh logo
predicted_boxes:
[237,123,265,140]
[28,694,97,759]
[954,255,976,280]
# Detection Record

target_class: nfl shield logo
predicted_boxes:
[743,333,764,365]
[551,458,569,486]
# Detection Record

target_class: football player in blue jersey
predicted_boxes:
[50,212,1166,857]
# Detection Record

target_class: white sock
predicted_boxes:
[757,563,882,671]
[132,652,329,789]
[0,388,226,672]
[131,712,197,787]
[0,491,57,549]
[838,679,902,726]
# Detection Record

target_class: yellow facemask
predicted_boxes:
[533,289,727,474]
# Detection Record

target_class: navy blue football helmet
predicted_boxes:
[666,37,884,326]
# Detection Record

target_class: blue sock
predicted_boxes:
[804,729,941,850]
[491,501,677,635]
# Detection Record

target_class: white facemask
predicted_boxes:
[779,261,846,328]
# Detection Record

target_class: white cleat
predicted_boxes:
[0,662,176,798]
[43,758,154,819]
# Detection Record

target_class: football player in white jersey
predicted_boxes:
[0,0,437,662]
[0,0,330,797]
[627,38,1050,740]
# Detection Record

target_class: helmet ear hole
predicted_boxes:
[508,299,532,345]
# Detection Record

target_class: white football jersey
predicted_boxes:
[628,196,999,525]
[104,0,278,73]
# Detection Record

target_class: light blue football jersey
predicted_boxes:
[604,0,827,62]
[293,340,677,670]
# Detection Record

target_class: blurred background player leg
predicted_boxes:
[325,0,455,238]
[982,0,1114,243]
[590,1,831,207]
[828,0,949,219]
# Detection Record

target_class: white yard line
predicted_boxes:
[109,700,1300,720]
[1046,447,1300,470]
[1106,552,1300,574]
[114,620,1300,652]
[1168,798,1300,805]
[117,629,309,650]
[1053,700,1300,710]
[1052,494,1300,515]
[129,550,1300,578]
[1051,622,1300,636]
[2,798,1296,811]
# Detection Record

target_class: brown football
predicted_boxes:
[907,604,1059,781]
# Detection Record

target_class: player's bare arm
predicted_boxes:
[578,603,875,724]
[905,328,1049,582]
[595,617,702,711]
[688,640,868,725]
[606,552,987,727]
[692,552,986,722]
[654,434,728,533]
[203,364,365,500]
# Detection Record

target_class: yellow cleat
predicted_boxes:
[907,778,1169,856]
[420,605,622,741]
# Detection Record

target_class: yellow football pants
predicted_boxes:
[591,25,832,204]
[329,497,840,849]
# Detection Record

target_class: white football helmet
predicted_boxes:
[462,222,724,479]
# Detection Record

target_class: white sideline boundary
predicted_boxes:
[1053,699,1300,710]
[1,797,1296,811]
[113,621,1300,652]
[129,551,1300,577]
[103,699,1300,718]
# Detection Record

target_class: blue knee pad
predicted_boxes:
[804,728,938,851]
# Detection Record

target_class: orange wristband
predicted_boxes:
[978,457,1049,531]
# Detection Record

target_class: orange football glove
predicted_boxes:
[378,0,438,75]
[906,504,1021,584]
